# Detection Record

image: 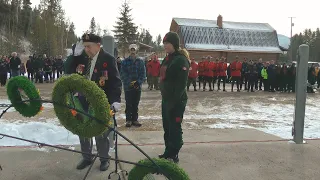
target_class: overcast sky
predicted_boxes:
[30,0,319,40]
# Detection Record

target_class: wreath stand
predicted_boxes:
[108,113,128,180]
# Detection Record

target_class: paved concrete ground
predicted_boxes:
[1,129,320,180]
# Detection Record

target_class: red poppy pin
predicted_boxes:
[175,117,182,123]
[165,56,169,61]
[103,62,107,68]
[94,68,97,73]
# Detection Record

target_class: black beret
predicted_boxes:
[81,33,102,43]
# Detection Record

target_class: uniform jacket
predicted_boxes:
[218,62,227,76]
[208,61,215,77]
[160,51,189,104]
[198,61,204,76]
[148,60,161,77]
[203,60,210,77]
[230,61,242,77]
[120,56,146,91]
[188,61,198,78]
[67,49,122,104]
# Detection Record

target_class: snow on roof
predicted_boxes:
[173,18,281,53]
[173,17,275,31]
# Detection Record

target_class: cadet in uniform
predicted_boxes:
[158,32,190,163]
[65,33,122,171]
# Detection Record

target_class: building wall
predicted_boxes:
[188,50,279,62]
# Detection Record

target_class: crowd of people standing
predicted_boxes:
[0,52,64,86]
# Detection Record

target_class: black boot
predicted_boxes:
[76,159,92,170]
[100,161,110,171]
[158,153,169,159]
[168,154,179,163]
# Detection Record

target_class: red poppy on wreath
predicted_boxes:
[94,68,97,73]
[165,56,169,61]
[103,62,108,68]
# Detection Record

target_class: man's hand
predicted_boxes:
[130,81,140,89]
[111,102,121,112]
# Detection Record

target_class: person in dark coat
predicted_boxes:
[0,56,8,86]
[9,52,21,77]
[255,58,263,90]
[287,63,296,92]
[54,55,64,79]
[267,60,276,92]
[280,63,288,92]
[247,60,258,92]
[26,56,34,81]
[158,32,190,163]
[65,33,122,171]
[240,58,248,90]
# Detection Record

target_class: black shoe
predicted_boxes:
[167,155,179,163]
[132,121,142,127]
[76,159,92,170]
[125,121,132,127]
[158,153,169,159]
[100,161,110,171]
[194,89,197,91]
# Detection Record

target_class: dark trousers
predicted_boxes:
[35,70,43,83]
[0,73,7,86]
[268,77,276,91]
[203,76,212,90]
[263,79,269,91]
[198,76,203,89]
[255,77,263,90]
[150,76,159,90]
[218,76,226,90]
[187,77,197,90]
[45,72,52,82]
[56,70,63,79]
[240,74,248,90]
[125,89,141,122]
[161,99,186,156]
[248,79,255,91]
[27,71,34,80]
[288,77,296,92]
[231,76,240,91]
[76,95,111,162]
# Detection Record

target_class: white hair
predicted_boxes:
[11,52,17,56]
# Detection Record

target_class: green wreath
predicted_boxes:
[128,158,190,180]
[6,76,42,117]
[52,74,111,138]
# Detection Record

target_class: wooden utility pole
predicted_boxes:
[289,17,296,61]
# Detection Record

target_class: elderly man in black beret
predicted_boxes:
[65,33,122,171]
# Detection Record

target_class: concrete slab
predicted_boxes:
[1,129,320,180]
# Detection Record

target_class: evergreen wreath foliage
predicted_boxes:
[52,74,111,138]
[128,158,190,180]
[6,76,42,117]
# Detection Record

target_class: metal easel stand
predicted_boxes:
[108,114,128,180]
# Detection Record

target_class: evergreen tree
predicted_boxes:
[89,17,96,34]
[113,2,138,55]
[156,34,162,46]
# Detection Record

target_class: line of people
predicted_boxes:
[0,53,64,86]
[187,56,298,93]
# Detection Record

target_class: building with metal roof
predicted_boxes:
[169,15,283,61]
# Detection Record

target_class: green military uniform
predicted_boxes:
[159,32,190,162]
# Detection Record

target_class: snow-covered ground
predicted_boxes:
[0,93,319,147]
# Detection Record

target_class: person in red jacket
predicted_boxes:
[211,58,219,90]
[146,59,152,89]
[230,56,242,92]
[217,57,228,91]
[187,58,198,91]
[198,56,205,90]
[203,56,213,91]
[149,56,161,90]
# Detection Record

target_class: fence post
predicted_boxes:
[293,44,309,144]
